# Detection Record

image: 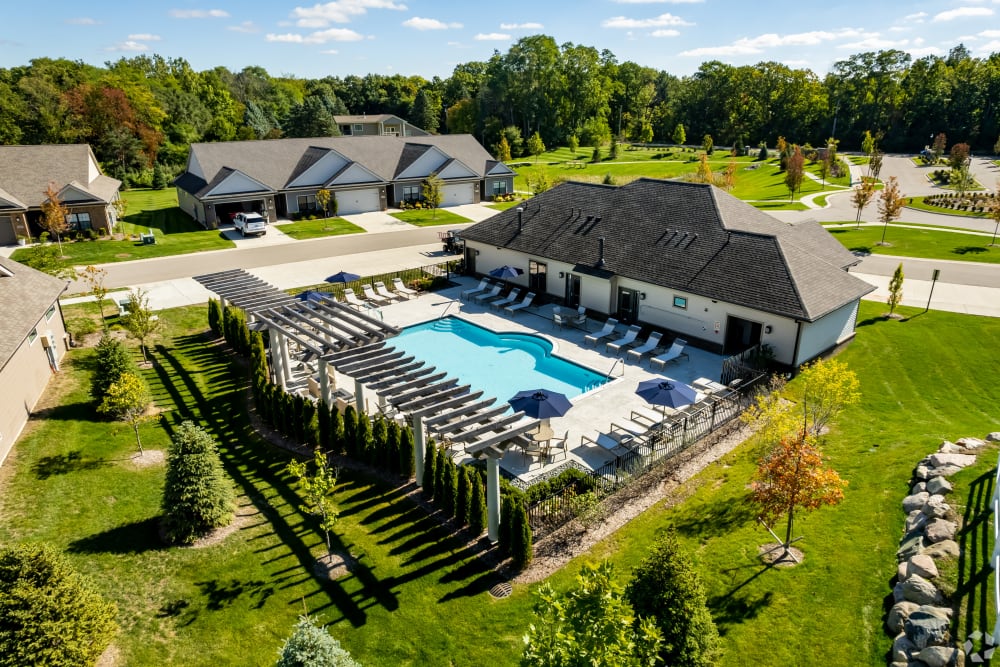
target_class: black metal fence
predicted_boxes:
[526,371,768,538]
[307,260,461,301]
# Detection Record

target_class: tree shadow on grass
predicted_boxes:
[196,578,276,611]
[707,564,775,636]
[67,516,166,555]
[670,497,756,540]
[952,468,995,641]
[32,450,109,479]
[952,246,987,255]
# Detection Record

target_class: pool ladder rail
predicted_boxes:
[606,357,625,380]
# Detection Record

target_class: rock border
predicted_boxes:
[886,433,998,667]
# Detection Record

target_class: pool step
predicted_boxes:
[431,318,462,332]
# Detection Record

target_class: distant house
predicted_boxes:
[460,179,875,367]
[0,256,69,464]
[173,135,515,227]
[333,114,429,138]
[0,145,122,245]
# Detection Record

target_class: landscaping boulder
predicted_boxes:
[916,645,956,667]
[921,540,960,560]
[903,491,930,513]
[907,554,939,580]
[905,607,951,648]
[938,440,961,454]
[905,509,928,533]
[911,480,928,494]
[926,464,963,479]
[928,452,976,469]
[897,531,926,562]
[900,575,943,605]
[892,632,917,662]
[986,432,1000,442]
[955,437,985,450]
[887,601,920,635]
[925,518,957,544]
[914,464,931,480]
[922,495,951,519]
[926,476,952,496]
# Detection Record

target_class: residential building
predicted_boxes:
[334,114,428,137]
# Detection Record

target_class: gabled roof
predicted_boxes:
[175,135,505,198]
[460,179,874,322]
[334,114,410,125]
[0,256,68,371]
[0,145,120,208]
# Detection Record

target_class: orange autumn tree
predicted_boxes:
[751,431,847,561]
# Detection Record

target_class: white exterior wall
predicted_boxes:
[177,189,205,225]
[795,300,859,365]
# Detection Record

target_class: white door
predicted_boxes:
[336,188,381,215]
[441,183,474,207]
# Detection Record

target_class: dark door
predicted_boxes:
[565,274,581,308]
[529,260,547,296]
[616,287,639,324]
[723,315,762,354]
[464,246,477,276]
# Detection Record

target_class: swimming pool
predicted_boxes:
[390,317,606,403]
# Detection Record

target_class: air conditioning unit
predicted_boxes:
[40,331,55,348]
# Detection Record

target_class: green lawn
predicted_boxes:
[390,209,472,226]
[487,199,529,211]
[826,224,1000,263]
[0,304,532,666]
[906,196,991,218]
[537,301,1000,666]
[274,216,365,240]
[11,188,235,266]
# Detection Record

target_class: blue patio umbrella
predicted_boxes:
[635,377,698,420]
[508,389,572,420]
[298,290,331,303]
[488,265,524,280]
[326,270,361,284]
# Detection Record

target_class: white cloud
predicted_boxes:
[66,17,99,25]
[979,39,1000,52]
[106,40,150,52]
[320,49,340,54]
[602,12,692,28]
[904,11,927,22]
[128,33,162,41]
[679,29,861,57]
[475,32,511,41]
[837,36,905,50]
[500,22,544,29]
[907,46,944,57]
[227,21,260,33]
[680,43,762,57]
[933,7,994,21]
[403,17,462,30]
[169,9,229,18]
[651,29,680,37]
[291,0,407,27]
[978,29,1000,38]
[265,27,365,43]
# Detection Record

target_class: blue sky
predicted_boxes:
[3,0,1000,79]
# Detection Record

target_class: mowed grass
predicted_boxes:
[826,224,1000,263]
[275,216,365,240]
[534,301,1000,666]
[390,209,472,226]
[907,196,991,218]
[0,305,532,666]
[10,188,235,266]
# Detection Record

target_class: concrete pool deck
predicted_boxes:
[340,276,726,483]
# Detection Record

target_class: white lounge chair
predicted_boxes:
[584,318,618,346]
[361,283,391,306]
[473,284,503,304]
[650,338,689,370]
[491,288,521,311]
[505,292,535,315]
[461,278,489,300]
[606,325,641,354]
[373,281,401,303]
[626,331,663,364]
[343,288,367,310]
[391,277,418,299]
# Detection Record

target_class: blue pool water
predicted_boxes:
[390,317,606,403]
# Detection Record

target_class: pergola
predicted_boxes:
[195,269,536,541]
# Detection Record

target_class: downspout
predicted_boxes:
[791,320,803,369]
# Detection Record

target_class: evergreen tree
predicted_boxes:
[443,458,458,518]
[469,469,487,537]
[591,146,602,163]
[410,88,441,133]
[455,465,471,526]
[302,400,318,446]
[284,96,340,138]
[355,413,372,463]
[342,406,358,458]
[371,416,388,470]
[567,134,579,155]
[509,497,532,570]
[422,440,436,498]
[0,544,118,667]
[329,404,344,454]
[318,400,331,449]
[161,420,235,544]
[276,615,361,667]
[672,123,686,145]
[498,494,514,555]
[434,447,448,506]
[91,333,136,402]
[385,420,401,474]
[625,530,721,667]
[151,161,168,189]
[399,426,415,477]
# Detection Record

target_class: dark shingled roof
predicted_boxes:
[460,179,874,322]
[177,135,500,199]
[0,144,120,209]
[0,256,68,371]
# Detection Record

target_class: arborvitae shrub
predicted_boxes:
[208,299,222,337]
[329,404,344,454]
[456,466,471,526]
[499,494,514,555]
[342,406,358,458]
[434,447,447,506]
[509,498,533,570]
[292,395,306,442]
[443,459,458,518]
[399,427,415,477]
[372,417,388,469]
[355,413,372,463]
[250,331,267,377]
[469,471,487,536]
[91,334,136,403]
[302,400,317,446]
[317,400,331,449]
[386,421,401,475]
[422,441,436,498]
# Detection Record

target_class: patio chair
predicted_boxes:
[626,331,663,364]
[391,277,418,299]
[605,324,642,355]
[572,306,587,328]
[473,283,503,304]
[552,307,567,329]
[361,283,391,306]
[522,438,547,470]
[461,278,489,300]
[490,288,521,311]
[548,431,569,462]
[342,288,367,310]
[505,292,535,315]
[373,281,401,303]
[650,338,689,370]
[584,318,618,346]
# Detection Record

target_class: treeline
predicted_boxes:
[2,38,998,185]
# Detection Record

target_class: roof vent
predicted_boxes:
[517,207,524,232]
[597,236,606,268]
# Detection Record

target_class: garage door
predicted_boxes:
[0,216,15,245]
[336,188,381,215]
[442,183,475,206]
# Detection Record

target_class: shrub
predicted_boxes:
[455,465,471,526]
[509,497,532,570]
[161,421,235,544]
[0,543,117,666]
[91,334,135,402]
[372,416,388,469]
[355,413,372,463]
[328,404,344,454]
[342,406,358,458]
[443,458,458,518]
[208,299,223,337]
[275,615,361,667]
[434,447,448,506]
[422,440,436,498]
[469,471,487,536]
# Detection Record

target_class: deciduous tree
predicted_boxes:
[701,133,713,155]
[887,263,904,316]
[878,176,905,245]
[784,145,804,201]
[798,357,861,437]
[98,370,153,454]
[852,180,876,226]
[39,182,69,255]
[422,172,444,218]
[78,265,110,330]
[695,154,713,185]
[316,189,332,218]
[287,449,339,559]
[495,135,512,162]
[567,134,579,155]
[949,142,970,171]
[931,132,947,162]
[526,131,546,163]
[120,288,159,364]
[161,420,235,544]
[672,123,685,145]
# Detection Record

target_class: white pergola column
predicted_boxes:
[219,295,227,310]
[268,326,285,390]
[277,331,292,384]
[354,378,366,415]
[413,414,425,486]
[319,358,332,406]
[486,456,501,543]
